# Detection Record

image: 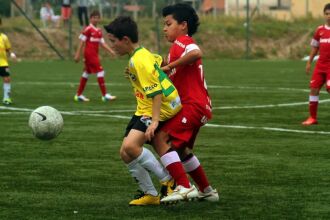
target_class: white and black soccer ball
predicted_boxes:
[28,106,64,140]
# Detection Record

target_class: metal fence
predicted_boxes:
[6,0,329,20]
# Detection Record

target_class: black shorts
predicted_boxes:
[124,115,165,137]
[0,66,10,77]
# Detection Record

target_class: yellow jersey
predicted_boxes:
[128,47,182,121]
[0,33,11,67]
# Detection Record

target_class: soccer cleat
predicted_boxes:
[3,98,12,105]
[74,95,90,102]
[160,185,199,203]
[160,178,176,198]
[198,189,219,202]
[102,93,117,102]
[302,117,318,125]
[129,190,160,206]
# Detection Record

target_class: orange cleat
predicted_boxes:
[302,117,318,125]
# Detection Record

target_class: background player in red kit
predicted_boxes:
[151,3,219,203]
[302,4,330,125]
[302,3,330,125]
[74,10,116,102]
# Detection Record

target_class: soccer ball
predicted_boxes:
[28,106,64,140]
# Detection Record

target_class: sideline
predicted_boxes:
[1,106,329,135]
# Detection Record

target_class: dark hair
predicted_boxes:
[90,10,100,18]
[324,3,330,13]
[0,17,2,25]
[104,16,138,43]
[162,3,199,36]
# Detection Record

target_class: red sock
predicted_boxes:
[77,77,88,96]
[166,162,190,188]
[187,166,210,192]
[183,155,210,192]
[309,101,318,119]
[97,77,107,96]
[161,151,190,188]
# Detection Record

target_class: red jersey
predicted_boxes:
[167,35,212,113]
[79,24,104,60]
[311,25,330,71]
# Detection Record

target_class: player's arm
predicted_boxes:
[145,93,162,142]
[306,46,319,75]
[7,49,17,61]
[162,49,202,72]
[74,40,85,63]
[101,41,116,57]
[135,60,162,141]
[4,36,16,61]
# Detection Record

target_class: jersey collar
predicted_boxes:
[129,46,143,58]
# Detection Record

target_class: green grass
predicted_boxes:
[1,59,330,219]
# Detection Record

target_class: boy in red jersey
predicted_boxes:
[74,10,116,102]
[151,3,219,203]
[302,3,330,125]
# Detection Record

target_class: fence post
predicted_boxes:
[245,0,250,59]
[236,0,239,18]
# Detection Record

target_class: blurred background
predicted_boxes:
[0,0,329,60]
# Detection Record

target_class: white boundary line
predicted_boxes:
[213,99,330,110]
[15,82,328,94]
[1,106,330,135]
[205,123,330,135]
[3,100,328,111]
[208,85,328,94]
[15,82,127,86]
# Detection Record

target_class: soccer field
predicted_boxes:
[1,59,330,219]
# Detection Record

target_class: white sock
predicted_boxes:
[3,83,11,99]
[182,155,200,173]
[127,158,158,196]
[137,147,171,182]
[309,95,319,102]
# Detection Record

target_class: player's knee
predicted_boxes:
[153,132,171,156]
[121,142,138,157]
[3,77,10,83]
[97,71,105,78]
[82,72,89,78]
[178,149,192,161]
[120,144,133,162]
[119,147,125,160]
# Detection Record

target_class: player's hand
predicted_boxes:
[109,49,116,57]
[124,67,129,79]
[161,56,168,67]
[161,65,172,73]
[74,54,80,63]
[145,121,159,142]
[306,62,311,74]
[10,52,18,62]
[10,52,17,59]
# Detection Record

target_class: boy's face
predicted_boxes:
[163,15,187,42]
[90,16,100,25]
[107,33,129,56]
[325,9,330,25]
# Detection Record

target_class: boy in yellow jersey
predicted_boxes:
[104,16,181,206]
[0,18,17,105]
